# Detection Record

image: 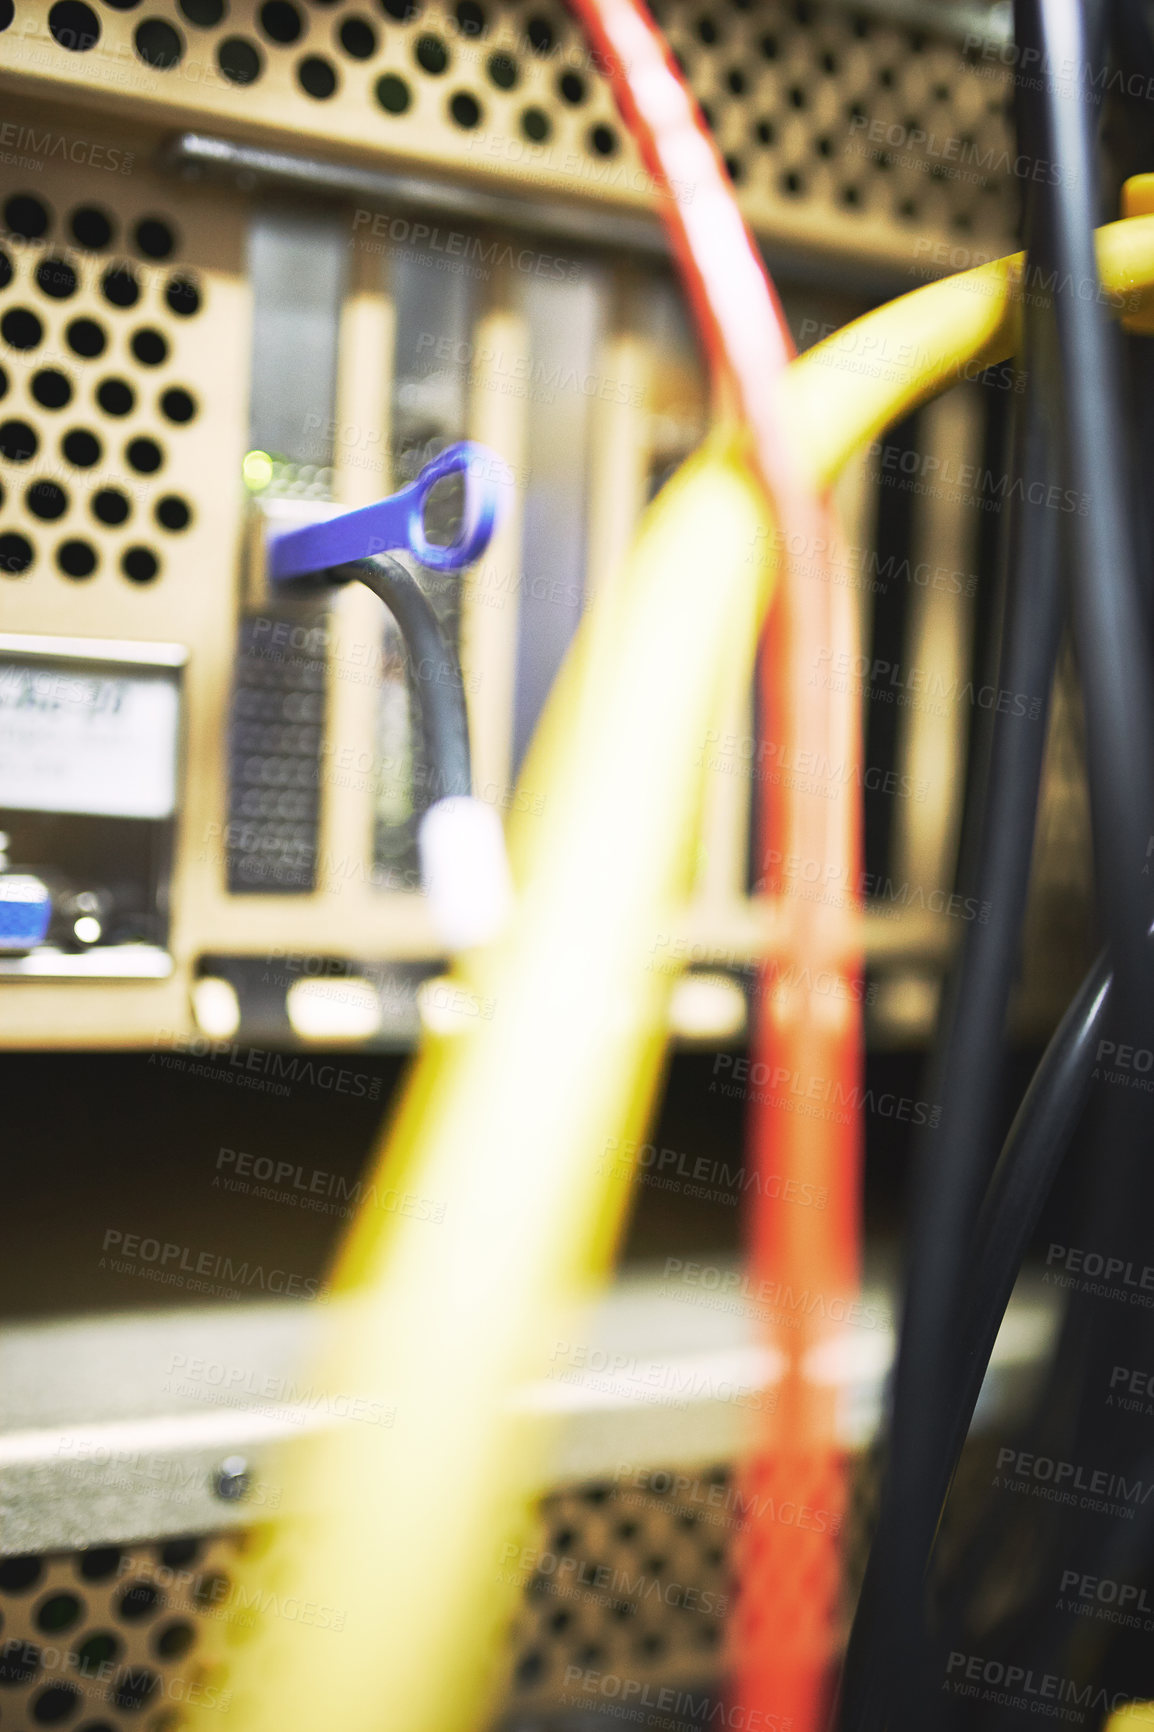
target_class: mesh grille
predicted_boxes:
[0,186,203,591]
[0,1444,1020,1725]
[0,1532,242,1730]
[1,0,1016,267]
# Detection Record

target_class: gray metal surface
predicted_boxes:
[0,1263,1055,1556]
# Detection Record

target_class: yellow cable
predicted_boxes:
[185,206,1154,1732]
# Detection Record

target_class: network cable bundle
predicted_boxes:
[2,0,1154,1729]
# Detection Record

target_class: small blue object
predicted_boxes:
[0,875,52,952]
[267,440,507,583]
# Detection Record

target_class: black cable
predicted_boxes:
[335,555,472,803]
[938,951,1109,1534]
[837,313,1064,1732]
[1016,0,1154,1035]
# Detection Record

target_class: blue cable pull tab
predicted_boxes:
[266,440,509,582]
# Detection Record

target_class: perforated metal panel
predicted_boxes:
[0,0,1015,269]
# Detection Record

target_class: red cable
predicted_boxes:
[564,5,864,1727]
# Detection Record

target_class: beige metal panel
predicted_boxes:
[317,239,398,915]
[0,0,1015,272]
[460,275,528,808]
[0,121,250,1044]
[875,381,981,1042]
[891,384,980,899]
[585,270,651,604]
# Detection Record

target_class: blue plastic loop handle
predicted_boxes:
[266,440,507,582]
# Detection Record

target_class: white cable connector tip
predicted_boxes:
[417,796,515,952]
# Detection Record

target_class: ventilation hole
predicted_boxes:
[0,250,10,290]
[121,546,159,584]
[35,1595,83,1635]
[697,13,719,43]
[379,0,420,17]
[781,168,805,195]
[92,488,130,526]
[726,66,745,93]
[455,0,485,33]
[487,50,517,87]
[338,14,376,56]
[77,1549,121,1582]
[160,1538,202,1568]
[816,134,832,157]
[759,31,777,57]
[131,327,168,366]
[2,308,43,349]
[298,54,337,95]
[589,123,618,156]
[66,317,106,358]
[62,429,101,467]
[933,81,950,101]
[74,1632,122,1673]
[155,493,191,531]
[35,257,77,299]
[104,0,145,8]
[852,12,869,35]
[126,436,163,473]
[449,90,481,126]
[375,72,411,112]
[521,106,550,141]
[56,538,97,579]
[179,0,224,21]
[0,419,37,461]
[0,1632,41,1675]
[0,364,6,398]
[165,275,201,316]
[0,1556,44,1591]
[133,217,175,260]
[27,480,67,521]
[32,369,73,410]
[218,36,262,82]
[525,14,552,52]
[118,1582,163,1622]
[49,1,100,50]
[699,100,714,129]
[0,0,12,27]
[558,68,584,101]
[70,206,113,250]
[96,378,135,416]
[821,47,838,73]
[898,196,918,220]
[191,1572,230,1609]
[515,1650,545,1687]
[788,83,806,108]
[134,18,184,66]
[415,32,448,71]
[31,1683,81,1724]
[5,194,50,240]
[111,1667,160,1712]
[101,265,140,309]
[259,0,302,39]
[841,184,862,206]
[152,1621,196,1660]
[877,64,894,87]
[755,117,775,144]
[160,385,196,422]
[724,153,742,181]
